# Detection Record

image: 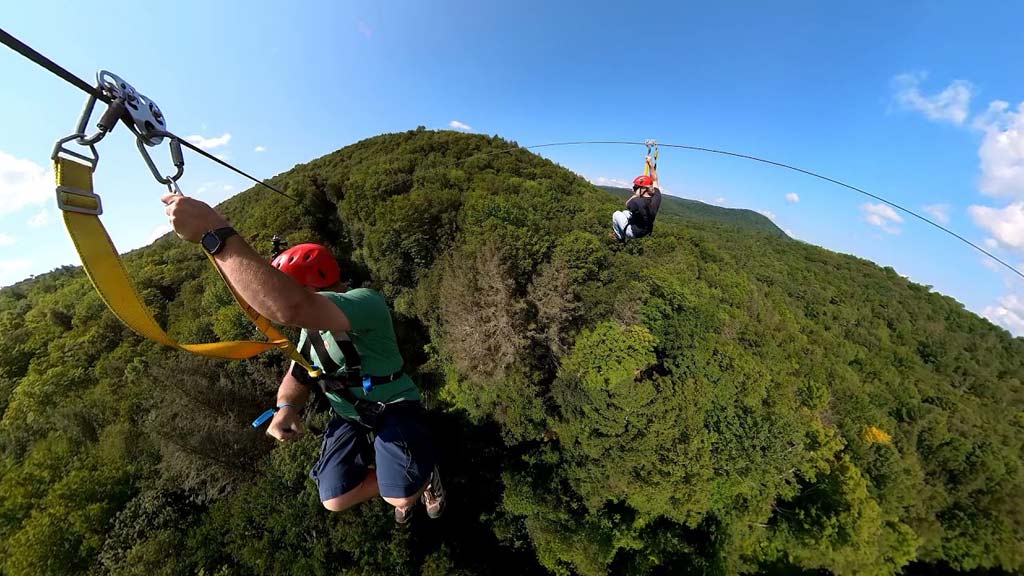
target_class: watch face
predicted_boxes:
[202,232,221,254]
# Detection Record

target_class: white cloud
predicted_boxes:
[0,150,51,216]
[713,197,727,206]
[922,203,951,224]
[981,257,1001,272]
[149,225,172,242]
[892,72,973,125]
[185,133,232,150]
[969,202,1024,253]
[862,202,903,234]
[0,259,32,287]
[254,145,266,153]
[983,293,1024,335]
[0,234,14,247]
[223,185,234,192]
[27,209,51,228]
[985,237,999,249]
[449,120,472,131]
[758,209,777,221]
[785,192,800,204]
[972,100,1024,198]
[589,176,632,188]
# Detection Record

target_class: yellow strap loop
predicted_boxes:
[55,157,316,373]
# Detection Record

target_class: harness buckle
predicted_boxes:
[51,134,99,172]
[55,185,103,216]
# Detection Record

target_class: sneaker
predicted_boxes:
[421,465,446,519]
[394,504,414,525]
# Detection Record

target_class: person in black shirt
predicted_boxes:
[612,156,662,241]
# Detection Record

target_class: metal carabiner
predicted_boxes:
[138,134,185,185]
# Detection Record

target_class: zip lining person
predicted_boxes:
[611,155,662,241]
[161,194,445,524]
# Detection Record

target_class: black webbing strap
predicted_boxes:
[303,330,386,428]
[335,333,363,374]
[306,329,343,375]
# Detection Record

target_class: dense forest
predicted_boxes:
[1,128,1022,576]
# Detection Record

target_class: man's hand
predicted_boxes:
[161,193,230,243]
[646,155,654,166]
[267,405,304,442]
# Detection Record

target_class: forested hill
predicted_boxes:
[599,185,787,236]
[1,128,1022,576]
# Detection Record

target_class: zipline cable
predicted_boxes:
[3,27,1019,280]
[0,28,293,201]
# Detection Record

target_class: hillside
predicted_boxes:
[599,185,787,236]
[1,128,1022,576]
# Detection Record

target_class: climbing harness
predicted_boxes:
[252,328,406,434]
[51,70,317,371]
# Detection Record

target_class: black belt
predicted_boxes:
[361,371,405,386]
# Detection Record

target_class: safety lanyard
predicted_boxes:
[52,70,317,375]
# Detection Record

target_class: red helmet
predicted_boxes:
[271,243,340,288]
[633,175,653,188]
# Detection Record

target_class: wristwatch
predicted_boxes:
[200,226,237,255]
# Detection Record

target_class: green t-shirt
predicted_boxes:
[296,288,419,421]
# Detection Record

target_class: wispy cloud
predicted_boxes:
[713,197,727,206]
[861,202,903,234]
[758,209,777,221]
[922,203,951,224]
[0,259,32,287]
[589,176,631,188]
[969,202,1024,253]
[972,101,1024,199]
[185,132,232,150]
[785,192,800,204]
[0,233,14,247]
[358,21,374,38]
[983,292,1024,335]
[0,150,51,216]
[254,145,266,153]
[149,224,172,242]
[26,209,51,228]
[449,120,472,131]
[892,72,973,125]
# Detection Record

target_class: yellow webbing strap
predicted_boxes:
[55,156,316,372]
[643,146,659,177]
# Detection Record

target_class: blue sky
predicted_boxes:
[1,1,1023,335]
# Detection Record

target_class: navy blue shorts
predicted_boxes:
[310,401,436,500]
